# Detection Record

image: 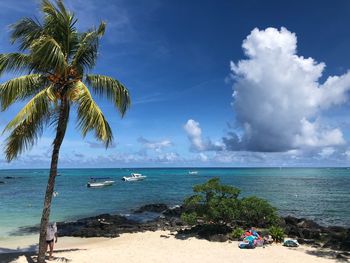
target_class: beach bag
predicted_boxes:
[239,241,254,249]
[251,230,259,237]
[283,239,299,247]
[256,239,264,247]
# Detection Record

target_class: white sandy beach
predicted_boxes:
[0,231,342,263]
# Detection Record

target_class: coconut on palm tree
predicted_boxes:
[0,0,130,262]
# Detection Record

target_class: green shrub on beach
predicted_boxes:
[269,226,285,242]
[231,227,245,239]
[181,212,198,225]
[238,196,279,227]
[182,178,241,225]
[182,178,279,228]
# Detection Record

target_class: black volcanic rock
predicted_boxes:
[134,204,169,213]
[283,216,349,251]
[56,204,186,238]
[57,214,141,238]
[163,205,184,217]
[297,219,323,230]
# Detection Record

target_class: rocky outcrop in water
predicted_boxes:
[57,204,184,238]
[134,204,169,213]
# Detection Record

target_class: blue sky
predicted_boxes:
[1,0,350,168]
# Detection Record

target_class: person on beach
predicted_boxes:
[46,222,58,260]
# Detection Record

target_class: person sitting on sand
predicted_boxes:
[46,222,58,260]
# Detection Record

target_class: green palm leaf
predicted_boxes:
[3,88,54,132]
[5,115,50,161]
[73,81,113,147]
[30,35,67,74]
[85,74,130,116]
[0,74,47,111]
[10,18,43,51]
[41,0,78,57]
[71,22,106,71]
[0,53,32,76]
[4,88,53,161]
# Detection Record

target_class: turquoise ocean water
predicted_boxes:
[0,168,349,240]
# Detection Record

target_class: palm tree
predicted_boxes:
[0,0,130,262]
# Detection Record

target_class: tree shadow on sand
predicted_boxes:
[174,224,232,241]
[0,247,84,263]
[8,226,39,236]
[304,248,350,262]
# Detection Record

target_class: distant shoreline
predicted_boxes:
[2,166,350,170]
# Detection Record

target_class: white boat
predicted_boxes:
[122,173,147,182]
[87,177,115,188]
[188,171,198,175]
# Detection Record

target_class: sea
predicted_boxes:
[0,168,349,241]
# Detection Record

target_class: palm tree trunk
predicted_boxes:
[37,97,70,263]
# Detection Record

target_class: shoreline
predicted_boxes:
[1,203,349,252]
[1,231,347,263]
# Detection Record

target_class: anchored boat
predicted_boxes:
[122,173,147,182]
[87,177,115,188]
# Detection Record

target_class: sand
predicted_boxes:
[0,231,342,263]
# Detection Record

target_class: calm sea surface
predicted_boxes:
[0,168,349,239]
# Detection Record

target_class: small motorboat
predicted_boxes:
[122,173,147,182]
[87,177,115,188]
[188,171,198,175]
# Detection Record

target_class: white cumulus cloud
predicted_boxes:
[184,119,223,151]
[227,27,349,152]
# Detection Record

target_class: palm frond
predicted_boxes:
[85,74,130,116]
[30,35,67,74]
[0,74,47,111]
[4,114,49,161]
[4,88,53,161]
[0,53,31,76]
[71,22,106,71]
[4,88,52,132]
[41,0,78,57]
[73,81,113,147]
[10,18,43,51]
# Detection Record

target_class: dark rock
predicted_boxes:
[323,238,350,251]
[4,176,16,179]
[282,215,350,251]
[297,238,316,245]
[297,238,305,244]
[340,241,350,251]
[55,204,185,238]
[301,228,321,239]
[336,253,349,260]
[163,205,184,217]
[285,225,303,238]
[135,204,169,213]
[297,219,322,230]
[0,181,5,184]
[302,239,316,244]
[326,226,347,233]
[284,216,299,226]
